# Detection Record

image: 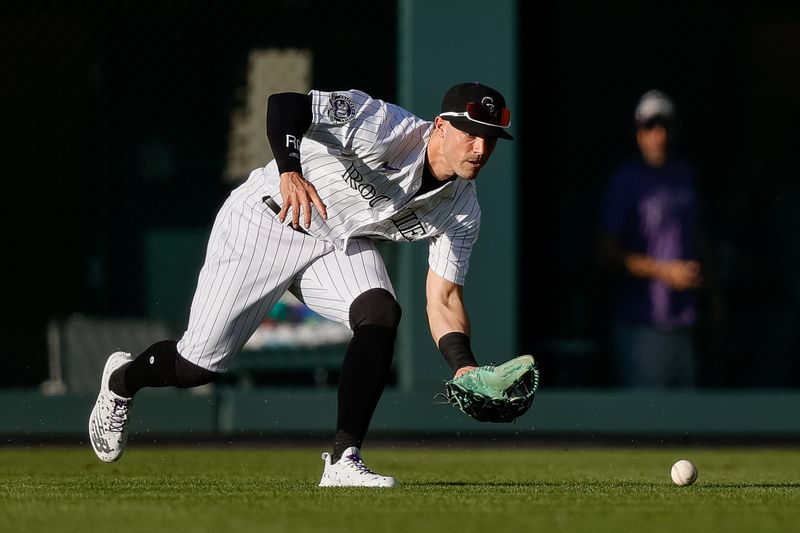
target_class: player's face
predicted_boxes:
[441,120,498,179]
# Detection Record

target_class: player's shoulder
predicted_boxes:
[311,88,409,126]
[312,88,372,115]
[311,88,372,101]
[312,88,394,110]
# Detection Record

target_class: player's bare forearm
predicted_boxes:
[425,268,471,344]
[279,171,328,228]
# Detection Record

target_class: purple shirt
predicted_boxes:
[599,155,699,328]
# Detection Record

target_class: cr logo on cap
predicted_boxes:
[481,97,496,114]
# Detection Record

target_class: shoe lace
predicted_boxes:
[108,398,131,432]
[345,453,377,476]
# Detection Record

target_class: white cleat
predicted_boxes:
[88,351,134,462]
[318,446,397,488]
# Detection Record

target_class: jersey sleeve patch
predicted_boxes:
[326,93,357,124]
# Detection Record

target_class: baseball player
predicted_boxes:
[89,82,514,487]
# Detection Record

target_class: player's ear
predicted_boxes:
[434,116,448,137]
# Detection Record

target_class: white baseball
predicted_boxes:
[671,459,698,486]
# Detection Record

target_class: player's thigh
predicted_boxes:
[179,189,333,372]
[289,238,395,327]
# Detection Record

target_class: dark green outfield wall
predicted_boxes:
[3,389,798,440]
[394,0,519,391]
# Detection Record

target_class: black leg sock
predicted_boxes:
[333,429,361,462]
[108,340,219,397]
[332,325,396,463]
[108,340,178,397]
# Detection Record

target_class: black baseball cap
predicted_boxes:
[439,82,514,140]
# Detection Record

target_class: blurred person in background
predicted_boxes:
[596,89,704,388]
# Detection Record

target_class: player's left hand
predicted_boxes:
[279,171,328,229]
[453,366,476,379]
[441,355,539,423]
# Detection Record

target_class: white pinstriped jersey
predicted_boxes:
[177,89,486,371]
[257,89,482,285]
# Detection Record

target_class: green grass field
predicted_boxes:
[1,444,799,533]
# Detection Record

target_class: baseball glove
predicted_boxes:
[442,354,540,423]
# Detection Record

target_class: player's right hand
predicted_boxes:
[279,171,328,229]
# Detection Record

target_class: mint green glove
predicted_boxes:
[443,355,540,423]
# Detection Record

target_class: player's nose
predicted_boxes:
[472,137,488,155]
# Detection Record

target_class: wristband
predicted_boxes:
[438,332,478,372]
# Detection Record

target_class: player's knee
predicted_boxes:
[349,288,402,330]
[174,354,221,388]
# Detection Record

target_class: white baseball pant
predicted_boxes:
[176,180,395,373]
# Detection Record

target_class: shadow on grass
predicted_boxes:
[697,483,800,489]
[405,480,665,488]
[406,480,800,490]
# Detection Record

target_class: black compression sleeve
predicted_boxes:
[438,332,478,372]
[266,92,313,174]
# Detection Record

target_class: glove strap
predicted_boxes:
[438,332,478,372]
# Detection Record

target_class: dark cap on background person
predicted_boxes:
[634,89,675,130]
[439,82,514,140]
